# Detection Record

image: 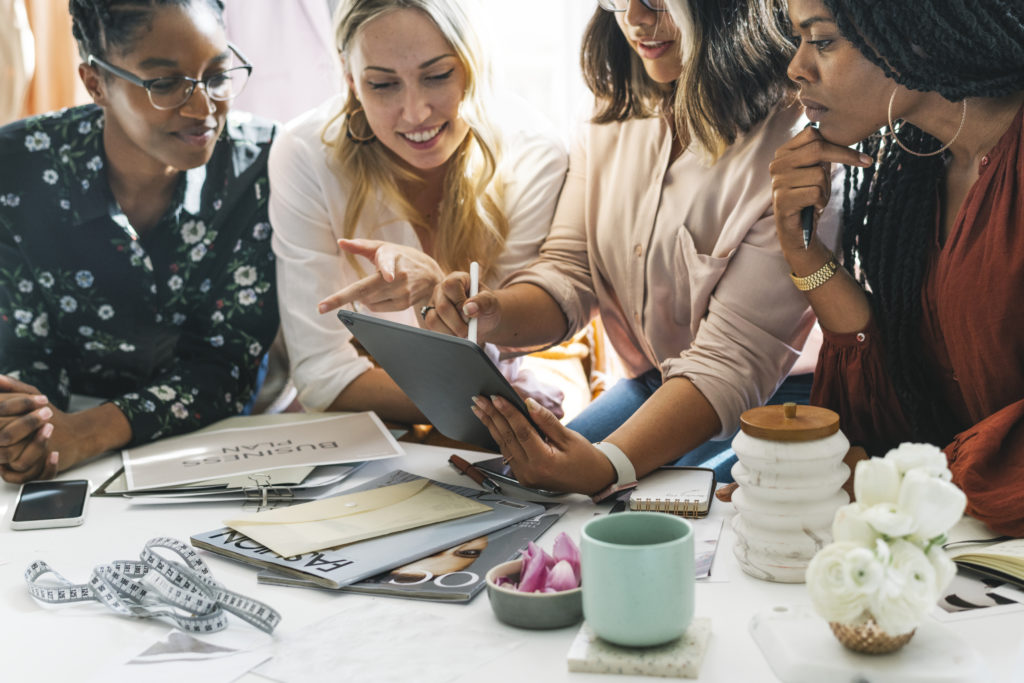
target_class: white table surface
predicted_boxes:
[1,442,1021,683]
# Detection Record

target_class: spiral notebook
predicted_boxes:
[627,466,715,517]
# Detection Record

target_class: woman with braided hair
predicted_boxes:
[772,0,1024,535]
[0,0,279,482]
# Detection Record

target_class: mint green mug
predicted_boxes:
[580,511,694,647]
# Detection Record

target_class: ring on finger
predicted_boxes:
[419,305,435,321]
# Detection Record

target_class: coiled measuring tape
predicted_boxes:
[25,536,281,634]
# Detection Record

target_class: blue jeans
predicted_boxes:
[567,371,814,483]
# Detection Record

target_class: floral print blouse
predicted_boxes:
[0,104,279,445]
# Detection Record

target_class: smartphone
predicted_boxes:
[472,457,563,497]
[9,479,90,530]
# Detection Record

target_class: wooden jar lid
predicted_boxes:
[739,402,840,442]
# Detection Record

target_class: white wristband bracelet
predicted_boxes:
[593,441,637,489]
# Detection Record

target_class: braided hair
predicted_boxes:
[823,0,1024,442]
[69,0,225,61]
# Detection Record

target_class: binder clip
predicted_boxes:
[242,474,294,511]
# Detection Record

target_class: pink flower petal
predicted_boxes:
[552,532,581,583]
[545,559,579,592]
[518,561,549,593]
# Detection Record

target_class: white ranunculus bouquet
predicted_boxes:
[805,443,967,639]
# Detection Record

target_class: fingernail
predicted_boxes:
[463,301,478,317]
[38,406,53,420]
[470,405,482,418]
[49,451,59,465]
[525,397,540,412]
[41,423,54,439]
[859,153,873,165]
[317,303,328,314]
[471,396,486,409]
[34,395,48,404]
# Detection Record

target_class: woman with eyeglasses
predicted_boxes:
[773,0,1024,535]
[269,0,572,423]
[428,0,838,496]
[0,0,279,483]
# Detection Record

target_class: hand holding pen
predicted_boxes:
[769,119,873,255]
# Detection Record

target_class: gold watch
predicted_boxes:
[790,254,839,291]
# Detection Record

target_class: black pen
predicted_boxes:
[802,121,820,249]
[448,454,502,494]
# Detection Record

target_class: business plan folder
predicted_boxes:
[122,411,402,491]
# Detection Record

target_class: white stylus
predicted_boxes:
[468,261,479,345]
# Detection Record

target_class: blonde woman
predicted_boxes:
[269,0,570,423]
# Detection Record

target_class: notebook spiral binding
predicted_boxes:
[631,497,701,518]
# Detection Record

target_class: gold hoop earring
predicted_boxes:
[887,87,967,158]
[345,106,376,144]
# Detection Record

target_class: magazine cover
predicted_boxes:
[256,504,567,602]
[190,470,545,588]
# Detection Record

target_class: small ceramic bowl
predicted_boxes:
[485,559,583,630]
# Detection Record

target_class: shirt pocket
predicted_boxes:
[670,225,732,331]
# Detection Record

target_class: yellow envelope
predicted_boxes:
[223,479,491,557]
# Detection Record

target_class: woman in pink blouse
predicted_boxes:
[772,0,1024,535]
[426,0,836,497]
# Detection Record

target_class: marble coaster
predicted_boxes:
[566,618,711,678]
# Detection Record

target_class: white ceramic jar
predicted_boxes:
[730,403,850,583]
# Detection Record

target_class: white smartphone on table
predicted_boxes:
[9,479,90,530]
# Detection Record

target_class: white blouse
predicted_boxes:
[269,94,568,411]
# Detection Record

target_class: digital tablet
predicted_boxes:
[337,309,537,450]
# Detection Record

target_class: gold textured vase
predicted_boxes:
[829,618,915,655]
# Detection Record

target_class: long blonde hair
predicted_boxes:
[324,0,508,278]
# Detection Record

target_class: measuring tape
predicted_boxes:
[25,536,281,634]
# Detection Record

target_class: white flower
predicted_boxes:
[248,342,262,357]
[252,222,271,240]
[78,325,94,336]
[199,278,212,293]
[831,503,879,546]
[42,169,58,185]
[2,193,21,207]
[237,288,257,305]
[75,270,94,288]
[59,199,70,210]
[210,335,224,348]
[884,443,950,480]
[168,275,183,291]
[81,179,89,190]
[181,220,206,244]
[14,309,32,324]
[84,340,104,351]
[172,313,187,325]
[118,342,135,352]
[151,385,176,401]
[211,310,224,324]
[59,296,77,312]
[867,540,937,636]
[897,468,967,541]
[854,458,901,506]
[806,542,872,625]
[38,272,54,287]
[142,400,156,412]
[24,131,51,151]
[860,502,917,538]
[233,266,257,286]
[171,402,188,419]
[78,120,91,134]
[17,280,32,293]
[98,304,114,320]
[927,544,957,594]
[190,244,207,262]
[32,361,48,370]
[86,155,103,172]
[31,313,49,337]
